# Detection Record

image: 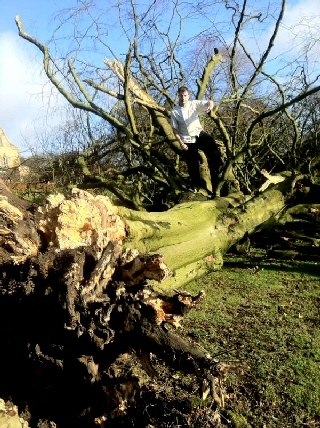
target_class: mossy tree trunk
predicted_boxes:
[0,174,303,427]
[117,183,289,287]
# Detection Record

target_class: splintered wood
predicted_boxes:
[0,183,226,426]
[35,189,172,302]
[36,189,127,258]
[0,195,38,263]
[141,288,206,328]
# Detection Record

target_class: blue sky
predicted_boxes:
[0,0,319,155]
[0,0,69,155]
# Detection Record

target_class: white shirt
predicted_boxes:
[171,100,208,142]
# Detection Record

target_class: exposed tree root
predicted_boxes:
[0,186,227,427]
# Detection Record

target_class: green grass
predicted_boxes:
[182,252,320,427]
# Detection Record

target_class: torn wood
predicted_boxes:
[0,185,225,427]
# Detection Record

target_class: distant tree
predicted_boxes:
[15,0,320,209]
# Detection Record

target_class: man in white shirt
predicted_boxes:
[171,86,222,193]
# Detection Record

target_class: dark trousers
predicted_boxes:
[184,131,222,188]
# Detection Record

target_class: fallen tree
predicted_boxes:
[0,172,316,427]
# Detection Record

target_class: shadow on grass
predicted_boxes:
[224,252,320,277]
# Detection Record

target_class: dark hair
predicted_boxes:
[178,86,189,94]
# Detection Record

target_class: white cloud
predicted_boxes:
[266,0,320,74]
[280,1,319,50]
[239,0,320,79]
[0,31,66,154]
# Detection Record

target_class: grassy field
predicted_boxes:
[181,251,320,427]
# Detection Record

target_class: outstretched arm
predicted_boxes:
[173,128,188,151]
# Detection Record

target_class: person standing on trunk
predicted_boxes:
[171,86,222,193]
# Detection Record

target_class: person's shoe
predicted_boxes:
[188,187,199,193]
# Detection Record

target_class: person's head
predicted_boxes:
[178,86,190,107]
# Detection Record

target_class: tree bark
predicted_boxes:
[116,178,293,288]
[0,175,298,427]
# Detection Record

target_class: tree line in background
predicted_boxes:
[8,0,320,210]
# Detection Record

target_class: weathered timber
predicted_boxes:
[0,174,305,426]
[0,183,225,427]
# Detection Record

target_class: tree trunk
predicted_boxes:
[0,176,297,427]
[117,183,290,288]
